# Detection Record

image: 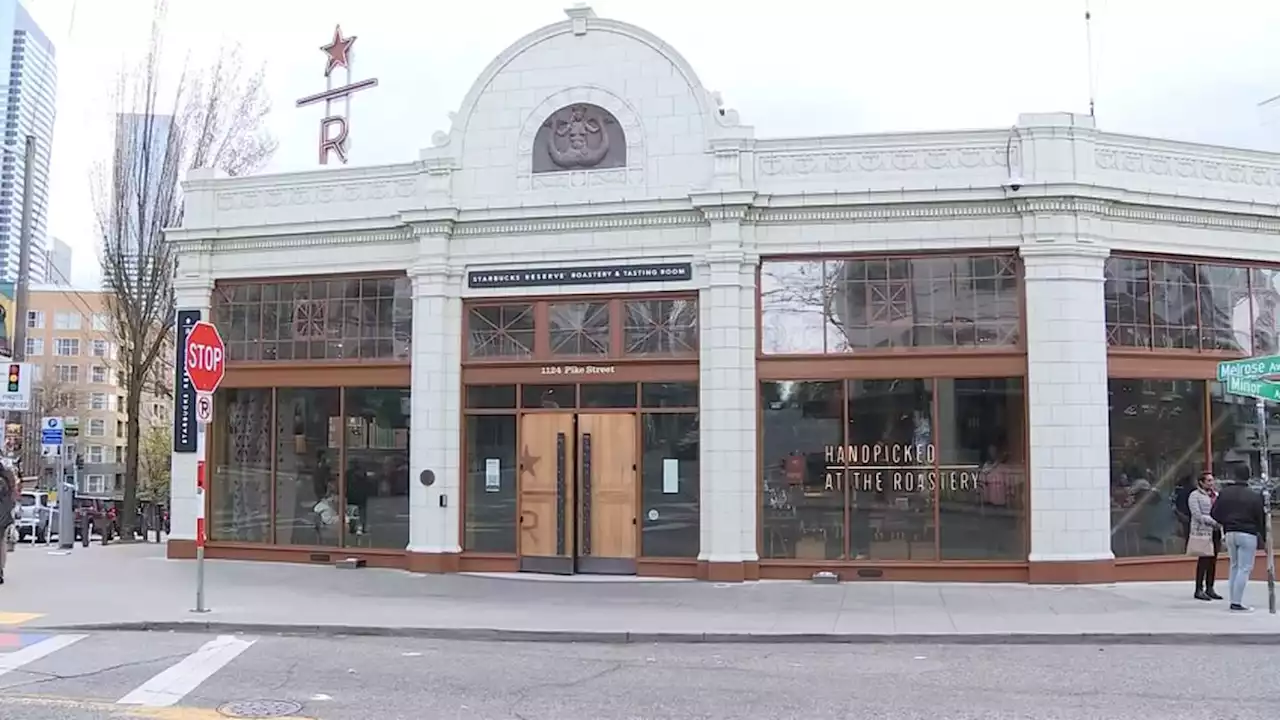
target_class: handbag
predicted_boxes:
[1186,535,1215,557]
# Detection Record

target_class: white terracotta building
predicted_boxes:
[167,6,1279,583]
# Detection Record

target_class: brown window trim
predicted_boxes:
[759,353,1026,381]
[756,251,1024,357]
[463,292,699,364]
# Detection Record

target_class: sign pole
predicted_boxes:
[1259,397,1277,615]
[193,423,208,614]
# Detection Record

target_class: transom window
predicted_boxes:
[1105,255,1280,354]
[212,276,412,362]
[465,296,698,361]
[760,253,1021,354]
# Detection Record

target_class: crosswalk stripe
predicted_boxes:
[0,634,87,676]
[116,634,257,708]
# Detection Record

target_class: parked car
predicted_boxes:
[15,490,52,543]
[73,498,119,541]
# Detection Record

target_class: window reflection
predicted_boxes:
[464,415,518,553]
[1108,379,1205,558]
[760,254,1020,354]
[759,261,827,354]
[846,379,936,560]
[275,388,342,547]
[1210,382,1280,524]
[624,299,697,356]
[936,378,1025,560]
[761,381,844,559]
[211,388,272,543]
[640,413,700,558]
[1104,255,1280,353]
[343,388,410,550]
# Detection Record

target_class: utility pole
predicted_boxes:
[13,134,35,364]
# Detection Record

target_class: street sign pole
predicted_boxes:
[193,423,208,614]
[57,449,72,550]
[1260,397,1278,615]
[184,320,224,616]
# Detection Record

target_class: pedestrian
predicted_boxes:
[1186,471,1222,601]
[0,464,15,584]
[1210,476,1269,612]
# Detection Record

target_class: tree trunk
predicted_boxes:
[120,346,145,541]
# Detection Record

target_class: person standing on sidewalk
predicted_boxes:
[0,464,16,584]
[1210,478,1268,612]
[1187,472,1222,601]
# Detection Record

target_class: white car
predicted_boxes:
[15,490,52,543]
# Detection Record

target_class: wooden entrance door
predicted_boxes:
[576,414,638,574]
[518,414,575,574]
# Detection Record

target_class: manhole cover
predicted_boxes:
[217,699,304,718]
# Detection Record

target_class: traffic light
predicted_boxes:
[6,364,18,392]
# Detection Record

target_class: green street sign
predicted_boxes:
[1225,377,1280,402]
[1217,355,1280,381]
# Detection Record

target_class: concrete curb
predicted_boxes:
[36,621,1280,645]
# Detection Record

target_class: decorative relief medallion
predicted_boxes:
[532,103,626,173]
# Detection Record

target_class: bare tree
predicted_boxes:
[93,0,276,539]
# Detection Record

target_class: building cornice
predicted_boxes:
[167,189,1280,255]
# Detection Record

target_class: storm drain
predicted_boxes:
[217,699,305,718]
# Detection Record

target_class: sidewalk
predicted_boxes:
[3,542,1277,643]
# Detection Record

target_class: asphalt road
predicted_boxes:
[0,631,1274,719]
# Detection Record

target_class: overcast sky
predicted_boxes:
[25,0,1280,287]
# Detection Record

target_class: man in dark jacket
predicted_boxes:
[1211,480,1269,611]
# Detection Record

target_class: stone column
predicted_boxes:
[1021,240,1114,583]
[696,206,759,581]
[167,275,214,559]
[405,223,464,572]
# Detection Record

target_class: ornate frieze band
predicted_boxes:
[214,177,419,211]
[757,146,1009,177]
[1095,146,1280,187]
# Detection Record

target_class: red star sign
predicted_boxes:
[321,25,356,77]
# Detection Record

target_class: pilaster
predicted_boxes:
[166,274,215,559]
[694,202,760,581]
[405,221,464,571]
[1020,238,1114,582]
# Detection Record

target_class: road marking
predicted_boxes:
[0,633,87,676]
[0,612,43,626]
[0,694,316,719]
[117,634,258,707]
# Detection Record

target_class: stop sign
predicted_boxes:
[184,321,226,394]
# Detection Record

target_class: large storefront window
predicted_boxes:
[213,276,412,361]
[1209,382,1280,526]
[211,388,272,543]
[761,378,1026,561]
[462,382,700,558]
[1108,379,1206,558]
[760,253,1020,354]
[210,386,410,550]
[1104,256,1280,353]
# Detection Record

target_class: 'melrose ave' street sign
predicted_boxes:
[1217,355,1280,381]
[1225,377,1280,402]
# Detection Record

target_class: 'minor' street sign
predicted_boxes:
[1225,377,1280,402]
[1217,355,1280,381]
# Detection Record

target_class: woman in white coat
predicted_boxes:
[1187,472,1223,601]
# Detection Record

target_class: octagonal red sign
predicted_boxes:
[184,321,226,394]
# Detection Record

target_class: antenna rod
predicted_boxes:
[1085,1,1096,117]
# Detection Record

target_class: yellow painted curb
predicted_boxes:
[0,612,43,626]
